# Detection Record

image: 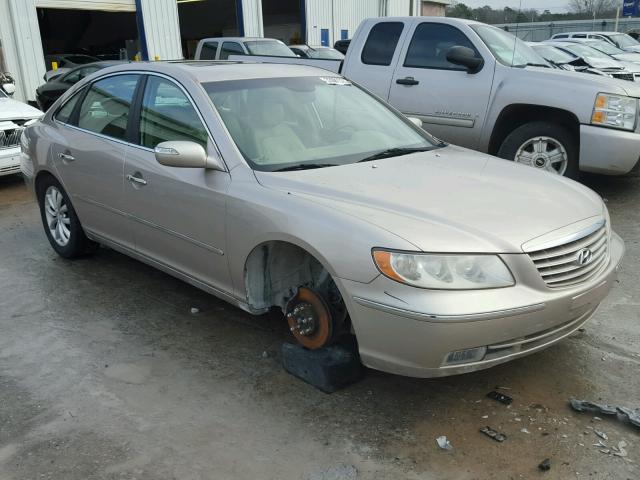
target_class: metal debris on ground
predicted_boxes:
[594,430,608,440]
[612,441,628,458]
[190,307,200,314]
[538,458,551,471]
[520,428,530,434]
[569,399,640,428]
[487,390,513,405]
[480,426,507,442]
[436,435,453,451]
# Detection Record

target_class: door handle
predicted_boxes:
[396,77,420,86]
[126,174,147,186]
[58,152,75,162]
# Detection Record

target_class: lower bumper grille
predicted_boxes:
[528,223,609,288]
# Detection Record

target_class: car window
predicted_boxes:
[200,41,218,60]
[244,40,296,57]
[361,22,404,66]
[77,74,139,140]
[574,34,587,38]
[554,34,568,39]
[138,76,208,149]
[472,25,548,67]
[62,66,99,85]
[404,23,478,70]
[220,42,244,60]
[54,88,84,124]
[205,76,436,171]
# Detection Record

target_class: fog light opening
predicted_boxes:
[444,346,487,366]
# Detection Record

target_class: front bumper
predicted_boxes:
[337,232,624,378]
[579,124,640,174]
[0,146,21,176]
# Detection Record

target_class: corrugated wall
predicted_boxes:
[242,0,263,37]
[386,0,415,17]
[139,0,182,60]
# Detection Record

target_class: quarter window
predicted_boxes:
[54,89,84,125]
[361,22,404,66]
[200,41,218,60]
[77,75,139,140]
[404,23,478,70]
[220,42,244,60]
[138,76,208,149]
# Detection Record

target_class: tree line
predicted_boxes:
[446,0,620,24]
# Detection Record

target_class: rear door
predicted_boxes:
[343,20,409,100]
[122,74,232,293]
[388,21,494,149]
[51,74,141,249]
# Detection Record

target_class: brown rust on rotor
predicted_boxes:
[286,287,332,350]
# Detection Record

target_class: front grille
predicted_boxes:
[611,72,634,82]
[528,223,609,288]
[0,127,24,150]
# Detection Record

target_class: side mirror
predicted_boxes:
[2,83,16,96]
[446,46,484,74]
[407,116,423,128]
[154,141,225,171]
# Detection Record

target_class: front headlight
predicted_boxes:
[372,249,515,290]
[591,93,637,131]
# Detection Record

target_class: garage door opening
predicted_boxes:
[178,0,240,59]
[262,0,304,44]
[37,8,139,70]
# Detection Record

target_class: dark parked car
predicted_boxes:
[36,61,120,111]
[333,39,350,54]
[288,45,344,59]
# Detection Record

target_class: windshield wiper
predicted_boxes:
[357,147,433,163]
[272,163,337,172]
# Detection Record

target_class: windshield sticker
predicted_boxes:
[319,77,352,86]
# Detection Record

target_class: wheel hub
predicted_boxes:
[287,302,318,337]
[285,287,333,350]
[514,136,568,176]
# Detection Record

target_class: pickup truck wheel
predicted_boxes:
[497,122,579,179]
[37,176,97,258]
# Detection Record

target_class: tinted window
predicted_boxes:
[405,23,477,70]
[54,89,84,124]
[77,74,139,140]
[138,76,208,149]
[554,34,568,38]
[62,66,99,85]
[220,42,244,60]
[361,22,404,66]
[244,40,296,56]
[200,41,218,60]
[574,34,587,38]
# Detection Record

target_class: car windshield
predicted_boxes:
[532,45,575,63]
[244,40,296,57]
[471,25,549,67]
[204,76,437,171]
[608,33,639,48]
[307,48,345,60]
[587,40,624,55]
[560,43,612,60]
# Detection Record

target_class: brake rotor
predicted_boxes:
[286,287,332,350]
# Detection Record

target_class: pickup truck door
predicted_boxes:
[388,21,494,149]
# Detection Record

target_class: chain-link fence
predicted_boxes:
[495,17,640,41]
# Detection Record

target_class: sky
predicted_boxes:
[457,0,570,12]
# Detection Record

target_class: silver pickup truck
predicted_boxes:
[217,17,640,179]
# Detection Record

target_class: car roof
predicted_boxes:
[97,61,342,84]
[199,37,278,43]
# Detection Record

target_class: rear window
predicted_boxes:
[199,41,218,60]
[361,22,404,66]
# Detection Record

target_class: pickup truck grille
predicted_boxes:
[528,223,609,288]
[611,72,634,82]
[0,126,24,150]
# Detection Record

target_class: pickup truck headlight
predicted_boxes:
[372,250,515,290]
[591,93,637,131]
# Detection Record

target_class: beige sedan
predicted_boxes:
[20,62,624,377]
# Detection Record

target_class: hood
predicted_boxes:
[0,97,43,121]
[614,60,640,73]
[584,55,627,70]
[255,146,604,253]
[622,45,640,53]
[612,52,640,63]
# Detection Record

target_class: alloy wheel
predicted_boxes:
[44,186,71,247]
[514,136,568,176]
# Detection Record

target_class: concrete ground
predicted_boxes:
[0,170,638,480]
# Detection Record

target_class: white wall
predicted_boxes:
[139,0,182,60]
[242,0,264,37]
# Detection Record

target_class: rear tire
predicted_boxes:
[497,121,579,179]
[37,176,97,258]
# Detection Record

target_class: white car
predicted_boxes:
[0,88,42,176]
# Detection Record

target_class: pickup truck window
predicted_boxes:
[471,25,549,68]
[204,76,436,171]
[200,42,218,60]
[404,23,478,70]
[220,42,244,60]
[244,40,296,57]
[361,22,404,66]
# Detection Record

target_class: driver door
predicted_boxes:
[388,22,494,149]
